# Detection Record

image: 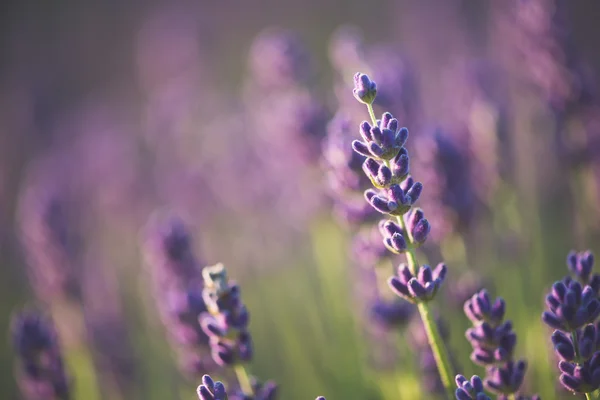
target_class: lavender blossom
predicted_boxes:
[198,374,228,400]
[350,72,454,393]
[11,310,70,400]
[388,263,447,304]
[542,280,600,332]
[455,374,490,400]
[543,250,600,394]
[352,116,408,161]
[412,129,479,242]
[199,263,276,398]
[141,212,214,376]
[18,168,81,303]
[464,289,529,397]
[567,250,600,290]
[200,264,252,366]
[352,73,377,105]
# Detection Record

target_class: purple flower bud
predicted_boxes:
[352,140,371,158]
[559,354,600,393]
[542,280,600,331]
[567,250,597,286]
[391,148,410,181]
[484,360,527,395]
[351,111,406,161]
[464,289,506,326]
[388,263,446,303]
[353,72,377,104]
[11,310,71,400]
[197,374,229,400]
[378,220,407,254]
[455,374,491,400]
[406,208,431,245]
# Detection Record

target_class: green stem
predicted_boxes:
[366,103,378,125]
[397,216,455,399]
[234,364,254,396]
[586,393,593,400]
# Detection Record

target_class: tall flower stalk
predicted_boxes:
[351,72,455,397]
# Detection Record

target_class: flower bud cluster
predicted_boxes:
[142,213,215,375]
[464,289,533,398]
[200,264,253,367]
[543,250,600,394]
[351,74,440,303]
[11,310,70,400]
[388,263,447,304]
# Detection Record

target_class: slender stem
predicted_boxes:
[398,215,455,399]
[234,364,254,396]
[366,103,378,125]
[586,393,593,400]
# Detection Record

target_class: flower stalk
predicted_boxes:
[353,72,455,398]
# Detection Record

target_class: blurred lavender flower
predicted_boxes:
[81,254,137,395]
[413,129,480,242]
[464,289,532,397]
[18,160,81,303]
[199,263,276,399]
[141,211,215,376]
[247,28,312,91]
[369,298,414,328]
[200,263,252,367]
[198,374,228,400]
[455,374,490,400]
[11,310,70,400]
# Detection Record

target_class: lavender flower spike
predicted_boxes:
[388,263,447,303]
[455,374,491,400]
[542,280,600,331]
[353,72,377,105]
[200,263,252,367]
[352,116,409,161]
[198,374,229,400]
[11,310,70,400]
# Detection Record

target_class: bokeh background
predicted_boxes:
[2,0,600,399]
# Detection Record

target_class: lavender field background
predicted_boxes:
[3,0,600,399]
